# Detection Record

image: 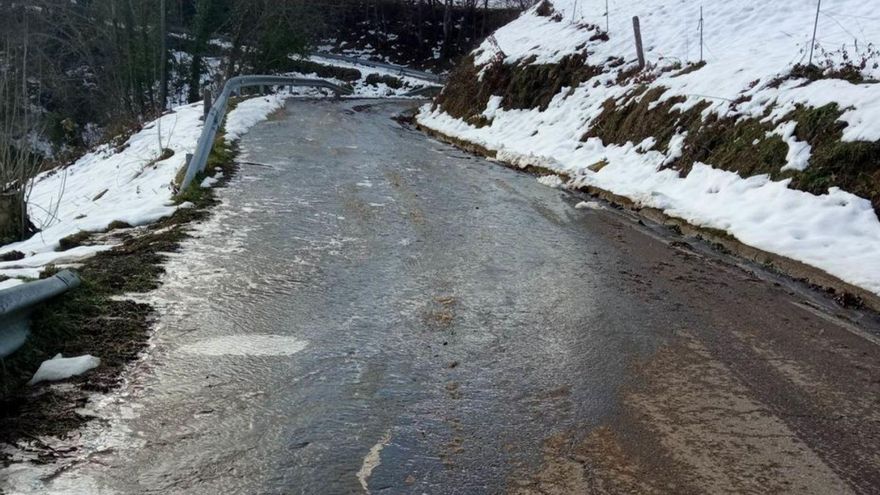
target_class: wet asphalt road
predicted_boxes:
[9,99,880,494]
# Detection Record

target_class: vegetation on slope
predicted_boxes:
[435,52,880,215]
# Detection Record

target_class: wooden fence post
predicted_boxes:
[203,89,212,121]
[633,16,646,70]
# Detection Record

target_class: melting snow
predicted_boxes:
[28,354,101,385]
[179,335,308,356]
[418,0,880,296]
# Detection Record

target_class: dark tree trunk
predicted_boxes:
[0,191,34,245]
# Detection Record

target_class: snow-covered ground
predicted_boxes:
[417,0,880,296]
[305,54,441,96]
[0,74,410,286]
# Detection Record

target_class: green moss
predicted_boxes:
[678,114,788,177]
[176,132,237,207]
[785,103,880,212]
[789,63,878,85]
[498,54,598,111]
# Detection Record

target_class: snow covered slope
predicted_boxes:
[418,0,880,297]
[0,91,349,283]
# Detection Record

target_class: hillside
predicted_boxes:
[417,0,880,300]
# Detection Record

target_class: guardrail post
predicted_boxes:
[203,90,212,121]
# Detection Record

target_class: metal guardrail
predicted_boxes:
[0,269,81,358]
[179,76,353,192]
[310,52,446,84]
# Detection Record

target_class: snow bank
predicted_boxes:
[28,354,101,385]
[226,94,289,142]
[0,67,422,286]
[0,96,302,283]
[418,0,880,296]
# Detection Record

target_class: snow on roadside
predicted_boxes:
[0,68,425,286]
[419,99,880,297]
[417,0,880,296]
[225,94,290,142]
[27,354,101,385]
[0,96,293,284]
[307,54,441,96]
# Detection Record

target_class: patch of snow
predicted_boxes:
[357,432,391,493]
[537,174,564,188]
[179,335,308,356]
[0,278,24,290]
[772,121,812,172]
[473,3,597,66]
[225,95,290,142]
[28,354,101,385]
[482,95,504,120]
[307,54,442,96]
[200,176,220,188]
[575,201,605,210]
[0,245,112,271]
[663,131,687,166]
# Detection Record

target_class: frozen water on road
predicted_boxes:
[7,99,880,494]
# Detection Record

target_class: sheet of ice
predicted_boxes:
[28,354,101,385]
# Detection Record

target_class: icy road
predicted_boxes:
[9,99,880,494]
